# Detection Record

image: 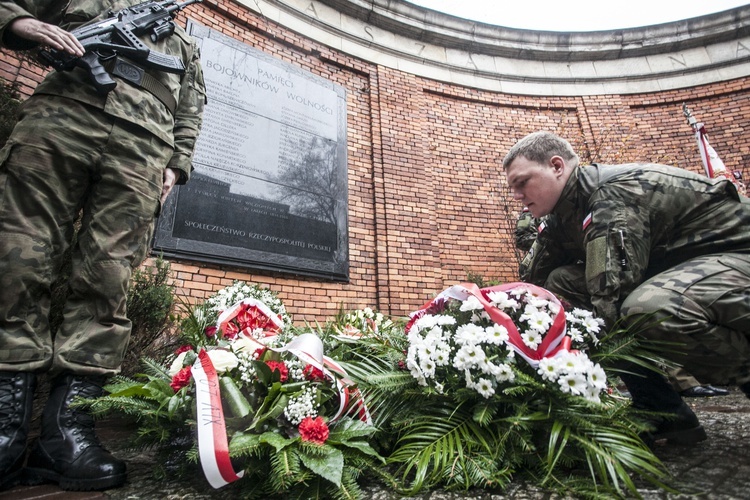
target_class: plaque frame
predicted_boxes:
[152,22,349,282]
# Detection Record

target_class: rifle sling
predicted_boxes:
[105,57,177,115]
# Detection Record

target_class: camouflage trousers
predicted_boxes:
[545,253,750,386]
[0,95,167,376]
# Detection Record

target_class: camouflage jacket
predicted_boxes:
[522,163,750,326]
[0,0,205,183]
[514,208,539,253]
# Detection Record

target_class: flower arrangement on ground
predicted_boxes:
[87,282,384,499]
[340,282,672,498]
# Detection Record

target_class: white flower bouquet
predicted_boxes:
[405,282,607,402]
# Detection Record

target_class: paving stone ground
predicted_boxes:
[3,387,749,499]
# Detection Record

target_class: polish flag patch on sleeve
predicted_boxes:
[582,212,593,231]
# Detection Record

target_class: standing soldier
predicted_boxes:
[503,131,750,445]
[0,0,205,491]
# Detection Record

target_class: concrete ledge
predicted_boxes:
[237,0,750,95]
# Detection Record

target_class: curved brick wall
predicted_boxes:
[1,0,748,323]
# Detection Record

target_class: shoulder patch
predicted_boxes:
[582,213,592,231]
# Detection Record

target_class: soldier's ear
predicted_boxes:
[549,155,566,175]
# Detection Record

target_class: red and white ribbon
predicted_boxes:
[409,282,570,368]
[192,349,244,489]
[274,333,372,424]
[216,298,284,340]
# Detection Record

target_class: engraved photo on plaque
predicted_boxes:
[153,23,349,281]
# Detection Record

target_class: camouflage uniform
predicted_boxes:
[526,163,750,387]
[0,0,205,376]
[514,208,539,253]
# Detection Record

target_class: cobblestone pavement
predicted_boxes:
[3,388,749,499]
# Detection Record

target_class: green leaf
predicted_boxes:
[472,401,495,426]
[167,393,183,417]
[260,431,295,453]
[106,384,153,399]
[327,418,378,441]
[336,439,385,463]
[299,445,344,487]
[252,360,273,385]
[219,376,252,418]
[229,431,262,456]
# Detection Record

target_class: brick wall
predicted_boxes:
[2,1,749,324]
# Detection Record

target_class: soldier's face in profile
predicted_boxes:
[505,155,566,218]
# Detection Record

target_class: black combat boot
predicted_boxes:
[740,382,750,400]
[25,374,126,490]
[0,371,36,491]
[619,363,707,446]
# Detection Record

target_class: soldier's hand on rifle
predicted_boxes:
[10,17,84,56]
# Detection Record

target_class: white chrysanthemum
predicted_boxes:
[485,324,509,345]
[420,358,437,378]
[453,348,472,371]
[453,344,486,370]
[433,343,452,366]
[558,372,588,395]
[581,316,602,335]
[521,307,553,332]
[587,364,608,389]
[459,295,484,311]
[557,351,589,374]
[406,357,427,386]
[414,314,439,331]
[454,323,485,345]
[487,290,520,311]
[537,356,562,381]
[583,385,602,403]
[490,362,515,383]
[521,330,543,350]
[567,327,584,343]
[477,358,493,375]
[417,343,435,362]
[526,295,550,310]
[474,378,495,399]
[436,315,457,326]
[434,381,444,394]
[572,307,594,319]
[464,369,475,388]
[424,326,445,345]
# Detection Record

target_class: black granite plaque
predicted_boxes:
[153,23,349,281]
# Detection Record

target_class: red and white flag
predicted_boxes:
[685,105,746,196]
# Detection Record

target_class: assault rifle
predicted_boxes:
[39,0,202,94]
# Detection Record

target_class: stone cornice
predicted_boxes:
[236,0,750,95]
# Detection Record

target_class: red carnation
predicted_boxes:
[265,360,289,382]
[299,416,329,445]
[204,325,218,338]
[170,366,192,392]
[303,364,326,381]
[174,345,193,355]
